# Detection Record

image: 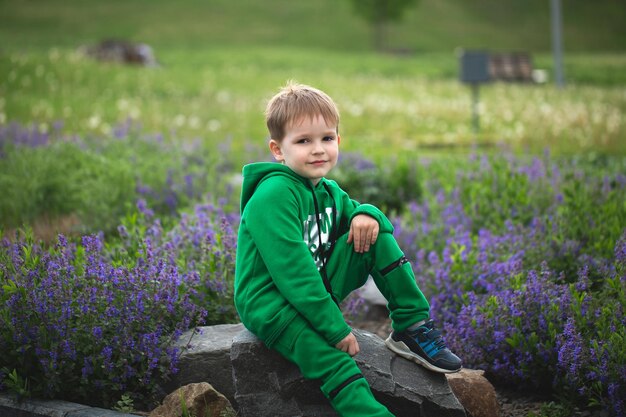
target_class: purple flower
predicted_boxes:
[137,198,155,218]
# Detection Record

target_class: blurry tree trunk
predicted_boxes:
[374,0,387,51]
[373,18,387,51]
[349,0,419,52]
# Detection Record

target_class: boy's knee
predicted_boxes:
[325,373,365,401]
[370,232,404,259]
[319,357,362,399]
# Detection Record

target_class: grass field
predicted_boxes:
[2,0,625,52]
[2,46,625,161]
[2,0,625,154]
[2,0,625,161]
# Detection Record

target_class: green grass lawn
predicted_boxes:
[2,0,625,52]
[1,0,625,160]
[2,46,625,160]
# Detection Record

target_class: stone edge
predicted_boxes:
[0,392,138,417]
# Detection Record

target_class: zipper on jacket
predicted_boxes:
[311,181,339,307]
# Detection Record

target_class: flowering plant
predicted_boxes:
[394,151,625,415]
[0,198,238,408]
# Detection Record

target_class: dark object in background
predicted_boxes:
[459,50,534,84]
[489,52,533,83]
[458,49,536,134]
[459,50,491,84]
[79,39,158,67]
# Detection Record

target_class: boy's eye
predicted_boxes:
[296,138,309,144]
[323,136,335,141]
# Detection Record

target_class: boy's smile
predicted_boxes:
[269,114,340,186]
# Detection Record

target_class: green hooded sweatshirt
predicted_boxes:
[234,162,394,347]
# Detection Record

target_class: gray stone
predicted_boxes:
[231,328,466,417]
[0,394,88,417]
[79,39,158,67]
[167,323,244,404]
[0,393,137,417]
[67,407,138,417]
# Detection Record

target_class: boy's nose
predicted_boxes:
[312,142,325,154]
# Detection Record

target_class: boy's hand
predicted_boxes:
[347,214,379,253]
[335,332,360,356]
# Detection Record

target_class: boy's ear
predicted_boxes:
[268,139,283,161]
[337,134,341,145]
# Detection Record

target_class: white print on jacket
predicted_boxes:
[303,207,334,270]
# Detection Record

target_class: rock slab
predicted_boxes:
[230,328,466,417]
[0,392,137,417]
[168,323,244,404]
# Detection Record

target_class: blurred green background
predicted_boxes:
[2,0,625,52]
[2,3,625,413]
[1,0,625,177]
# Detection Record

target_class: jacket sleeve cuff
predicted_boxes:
[350,204,394,233]
[328,325,353,347]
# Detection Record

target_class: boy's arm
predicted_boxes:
[332,184,394,235]
[349,203,393,232]
[245,181,351,346]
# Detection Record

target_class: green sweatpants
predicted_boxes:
[272,231,430,417]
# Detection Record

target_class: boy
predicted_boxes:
[234,81,461,417]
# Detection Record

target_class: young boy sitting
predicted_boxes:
[234,81,461,417]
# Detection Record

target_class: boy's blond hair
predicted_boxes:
[265,81,340,141]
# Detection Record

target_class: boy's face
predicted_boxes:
[269,114,340,186]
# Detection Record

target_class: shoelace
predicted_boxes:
[411,321,447,351]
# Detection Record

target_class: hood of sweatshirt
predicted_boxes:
[240,162,315,212]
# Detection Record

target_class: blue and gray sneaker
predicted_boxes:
[385,319,462,373]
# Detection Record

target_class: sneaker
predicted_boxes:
[385,319,462,373]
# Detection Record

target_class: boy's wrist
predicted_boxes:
[329,325,352,347]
